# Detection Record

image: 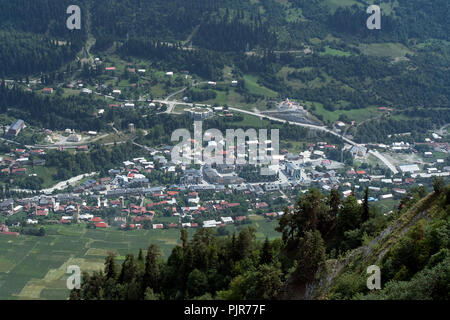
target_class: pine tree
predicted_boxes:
[118,254,137,284]
[143,244,160,294]
[362,187,370,222]
[295,230,326,283]
[329,189,341,218]
[260,237,272,265]
[180,228,188,250]
[104,252,117,280]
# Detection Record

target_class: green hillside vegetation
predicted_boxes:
[280,179,450,300]
[70,179,449,300]
[0,0,448,142]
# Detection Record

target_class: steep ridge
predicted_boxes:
[279,189,448,299]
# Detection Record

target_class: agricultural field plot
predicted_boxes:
[324,0,363,12]
[320,46,352,57]
[243,74,278,99]
[0,219,281,299]
[303,101,379,124]
[359,43,413,58]
[221,216,280,241]
[0,226,180,300]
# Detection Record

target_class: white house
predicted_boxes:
[221,217,233,224]
[203,220,220,228]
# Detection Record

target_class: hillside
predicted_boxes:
[279,184,450,300]
[1,0,449,143]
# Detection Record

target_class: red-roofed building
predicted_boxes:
[131,207,146,215]
[95,222,108,228]
[227,203,240,208]
[256,202,268,209]
[265,212,278,217]
[30,149,44,154]
[133,215,153,222]
[36,210,48,216]
[12,168,27,175]
[1,231,19,236]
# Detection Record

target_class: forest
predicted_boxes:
[44,142,141,181]
[70,180,449,300]
[0,82,106,131]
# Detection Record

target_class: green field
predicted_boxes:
[303,101,379,123]
[324,0,362,13]
[243,75,278,98]
[27,166,58,188]
[359,43,413,58]
[320,46,351,57]
[0,219,280,300]
[229,113,271,128]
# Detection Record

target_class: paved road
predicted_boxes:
[155,81,210,114]
[368,150,399,175]
[155,95,400,174]
[25,134,110,150]
[41,172,98,194]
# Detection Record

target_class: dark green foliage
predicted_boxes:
[361,256,450,300]
[0,0,86,75]
[294,230,326,283]
[0,83,106,131]
[43,142,140,180]
[71,226,284,300]
[72,184,449,300]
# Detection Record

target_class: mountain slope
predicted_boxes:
[279,185,450,300]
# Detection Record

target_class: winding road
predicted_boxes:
[154,90,401,173]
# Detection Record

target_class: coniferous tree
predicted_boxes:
[142,244,160,293]
[260,237,273,265]
[119,254,138,284]
[362,187,370,222]
[104,252,118,280]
